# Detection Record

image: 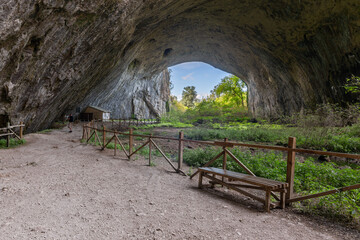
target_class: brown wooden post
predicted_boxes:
[223,138,228,170]
[114,134,117,156]
[6,122,10,147]
[178,131,184,171]
[149,134,152,166]
[102,125,106,148]
[19,121,23,139]
[82,124,85,140]
[129,128,133,160]
[286,137,296,201]
[222,138,228,184]
[87,123,90,139]
[94,130,97,145]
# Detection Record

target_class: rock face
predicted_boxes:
[0,0,359,131]
[80,70,170,120]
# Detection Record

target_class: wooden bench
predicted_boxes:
[198,167,288,212]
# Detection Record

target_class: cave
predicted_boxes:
[0,0,359,132]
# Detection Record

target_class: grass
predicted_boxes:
[133,122,193,130]
[183,146,360,226]
[0,138,26,148]
[182,123,360,154]
[38,129,53,134]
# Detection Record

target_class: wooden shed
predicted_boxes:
[80,106,111,121]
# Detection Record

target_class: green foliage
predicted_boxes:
[183,122,360,154]
[163,74,248,126]
[163,96,248,126]
[213,75,247,107]
[183,147,360,223]
[38,129,53,134]
[0,138,26,148]
[278,103,360,127]
[181,86,197,108]
[345,75,360,94]
[134,122,193,130]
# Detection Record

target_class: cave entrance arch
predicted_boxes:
[2,1,359,132]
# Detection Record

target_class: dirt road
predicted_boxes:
[0,125,359,239]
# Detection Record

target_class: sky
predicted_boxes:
[169,62,231,100]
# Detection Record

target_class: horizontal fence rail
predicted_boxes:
[82,123,360,206]
[93,118,160,129]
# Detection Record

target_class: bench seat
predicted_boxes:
[198,167,288,212]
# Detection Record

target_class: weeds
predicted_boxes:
[0,138,26,148]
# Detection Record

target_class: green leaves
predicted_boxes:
[345,75,360,94]
[213,75,247,107]
[181,86,197,108]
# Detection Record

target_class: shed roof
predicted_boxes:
[86,105,111,113]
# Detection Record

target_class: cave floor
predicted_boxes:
[0,124,359,240]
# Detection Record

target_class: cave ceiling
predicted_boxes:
[0,0,359,131]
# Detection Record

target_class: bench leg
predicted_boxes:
[265,190,271,212]
[198,172,204,189]
[280,190,286,209]
[210,174,215,188]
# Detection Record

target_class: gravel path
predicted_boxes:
[0,125,359,239]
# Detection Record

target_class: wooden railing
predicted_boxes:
[82,123,360,205]
[0,122,25,147]
[96,118,160,129]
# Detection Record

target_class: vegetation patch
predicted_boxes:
[0,138,26,149]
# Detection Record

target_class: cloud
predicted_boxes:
[182,73,194,81]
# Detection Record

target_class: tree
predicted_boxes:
[181,86,197,108]
[213,75,247,107]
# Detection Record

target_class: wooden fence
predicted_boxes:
[0,122,25,147]
[82,123,360,205]
[96,118,160,129]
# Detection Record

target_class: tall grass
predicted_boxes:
[0,138,26,148]
[183,123,360,154]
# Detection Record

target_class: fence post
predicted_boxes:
[129,128,133,160]
[82,124,85,140]
[286,137,297,202]
[87,123,90,139]
[114,133,117,156]
[223,138,228,170]
[178,131,184,171]
[20,121,23,139]
[6,122,10,147]
[102,125,106,148]
[149,134,152,166]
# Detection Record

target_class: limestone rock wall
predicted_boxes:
[80,70,170,120]
[0,0,359,131]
